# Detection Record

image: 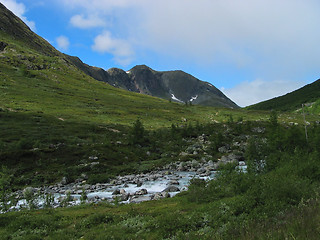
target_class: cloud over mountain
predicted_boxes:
[92,31,134,65]
[223,79,305,107]
[56,35,70,51]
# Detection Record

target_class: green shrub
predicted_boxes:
[76,213,113,230]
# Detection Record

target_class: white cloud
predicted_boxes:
[138,0,320,76]
[2,0,36,31]
[70,14,106,29]
[56,0,140,11]
[56,36,70,51]
[222,79,306,107]
[55,0,320,77]
[92,31,134,65]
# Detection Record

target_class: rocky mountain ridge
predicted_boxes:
[66,55,239,108]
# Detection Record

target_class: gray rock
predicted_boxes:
[130,195,152,203]
[197,168,206,174]
[61,177,68,185]
[220,153,242,164]
[0,42,8,51]
[112,189,120,195]
[179,152,189,157]
[218,145,230,153]
[135,189,148,195]
[239,161,246,166]
[252,127,265,133]
[80,173,88,180]
[163,186,180,192]
[152,192,170,200]
[113,193,129,201]
[167,180,179,185]
[120,193,129,201]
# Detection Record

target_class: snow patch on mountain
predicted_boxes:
[190,95,198,102]
[171,93,184,103]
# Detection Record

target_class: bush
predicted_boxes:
[76,213,113,229]
[130,119,146,145]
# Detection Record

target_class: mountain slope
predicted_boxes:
[247,79,320,112]
[0,3,60,57]
[66,57,239,108]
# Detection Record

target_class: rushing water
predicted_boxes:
[6,162,247,211]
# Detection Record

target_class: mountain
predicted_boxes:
[247,79,320,112]
[0,3,59,57]
[66,57,239,108]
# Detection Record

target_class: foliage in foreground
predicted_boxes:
[1,118,320,239]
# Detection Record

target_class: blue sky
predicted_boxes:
[2,0,320,106]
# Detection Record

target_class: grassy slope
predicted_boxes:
[1,11,320,239]
[247,79,320,112]
[0,35,257,129]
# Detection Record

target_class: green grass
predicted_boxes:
[0,35,303,129]
[1,184,320,239]
[2,25,320,240]
[0,33,318,187]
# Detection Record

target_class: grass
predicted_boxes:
[3,35,316,129]
[1,25,320,240]
[1,193,320,239]
[0,32,318,187]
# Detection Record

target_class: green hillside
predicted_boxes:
[1,3,320,239]
[247,79,320,112]
[0,11,268,186]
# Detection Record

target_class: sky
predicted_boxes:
[2,0,320,107]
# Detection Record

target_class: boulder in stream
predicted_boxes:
[163,186,180,192]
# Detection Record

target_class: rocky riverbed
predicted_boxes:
[7,156,246,211]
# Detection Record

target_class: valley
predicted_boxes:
[1,2,320,239]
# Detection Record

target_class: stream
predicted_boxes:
[6,160,247,211]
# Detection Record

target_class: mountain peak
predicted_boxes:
[130,65,155,72]
[107,67,127,76]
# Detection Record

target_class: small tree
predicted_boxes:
[23,187,38,210]
[80,189,87,204]
[269,111,278,128]
[130,119,145,145]
[44,193,55,209]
